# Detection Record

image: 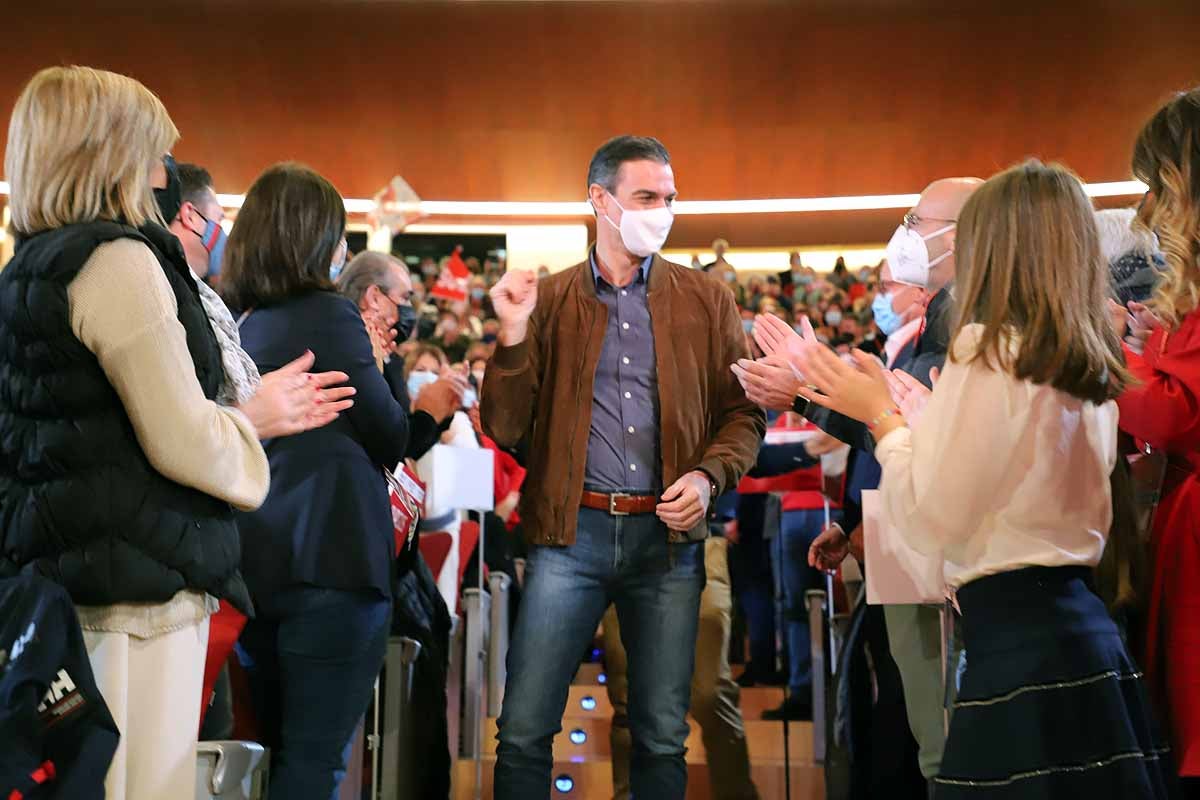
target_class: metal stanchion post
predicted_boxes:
[771,518,792,800]
[806,588,828,768]
[380,637,423,800]
[822,495,838,673]
[940,598,952,737]
[476,512,485,800]
[487,572,512,718]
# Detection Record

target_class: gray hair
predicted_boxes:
[586,136,670,194]
[1095,207,1158,263]
[337,250,407,306]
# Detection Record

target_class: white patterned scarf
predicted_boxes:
[194,276,261,406]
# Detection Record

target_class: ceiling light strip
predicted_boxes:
[1,180,1149,215]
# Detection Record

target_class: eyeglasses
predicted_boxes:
[903,211,957,230]
[375,284,410,308]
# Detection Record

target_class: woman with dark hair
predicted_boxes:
[1114,87,1200,791]
[224,163,415,799]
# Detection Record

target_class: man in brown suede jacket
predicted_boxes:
[482,135,765,800]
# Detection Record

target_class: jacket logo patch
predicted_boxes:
[37,669,86,726]
[9,621,35,665]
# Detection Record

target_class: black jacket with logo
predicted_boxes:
[0,573,119,798]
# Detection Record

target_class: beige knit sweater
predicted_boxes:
[67,238,270,638]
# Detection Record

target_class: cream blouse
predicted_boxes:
[874,324,1119,589]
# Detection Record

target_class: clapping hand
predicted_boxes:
[883,367,939,427]
[1125,301,1158,356]
[731,352,802,411]
[413,368,469,423]
[242,351,356,439]
[795,347,895,426]
[753,313,820,377]
[364,313,396,372]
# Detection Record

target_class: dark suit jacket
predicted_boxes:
[236,291,411,603]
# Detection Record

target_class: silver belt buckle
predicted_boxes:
[609,492,631,516]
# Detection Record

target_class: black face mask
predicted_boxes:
[153,154,182,223]
[395,303,418,342]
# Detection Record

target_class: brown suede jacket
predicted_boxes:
[480,254,766,546]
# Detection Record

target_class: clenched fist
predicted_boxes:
[490,269,539,346]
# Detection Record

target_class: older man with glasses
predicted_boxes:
[734,178,981,796]
[336,251,465,459]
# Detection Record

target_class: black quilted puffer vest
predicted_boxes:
[0,220,251,614]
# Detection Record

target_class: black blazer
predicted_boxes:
[236,291,411,603]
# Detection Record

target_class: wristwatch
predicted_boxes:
[791,393,811,417]
[696,469,721,517]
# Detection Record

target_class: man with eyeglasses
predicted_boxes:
[732,177,981,795]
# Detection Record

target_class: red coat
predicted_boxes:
[1117,308,1200,776]
[480,434,526,529]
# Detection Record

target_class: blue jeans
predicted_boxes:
[772,508,838,694]
[236,586,391,800]
[495,506,706,800]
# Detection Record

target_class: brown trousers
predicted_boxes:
[603,537,759,800]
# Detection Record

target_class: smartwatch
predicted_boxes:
[792,394,811,417]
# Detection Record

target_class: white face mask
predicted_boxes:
[885,222,955,288]
[602,192,674,257]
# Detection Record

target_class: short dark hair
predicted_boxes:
[221,162,345,311]
[176,163,213,208]
[586,136,670,194]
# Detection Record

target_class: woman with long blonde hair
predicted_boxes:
[1116,87,1200,792]
[790,160,1172,798]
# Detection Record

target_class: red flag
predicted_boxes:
[431,246,470,302]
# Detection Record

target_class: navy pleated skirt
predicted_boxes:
[934,566,1176,799]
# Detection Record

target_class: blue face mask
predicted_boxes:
[189,210,228,278]
[406,370,439,400]
[871,291,904,336]
[741,319,754,334]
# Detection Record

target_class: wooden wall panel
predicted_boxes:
[3,0,1199,246]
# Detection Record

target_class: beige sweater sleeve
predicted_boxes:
[68,239,269,511]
